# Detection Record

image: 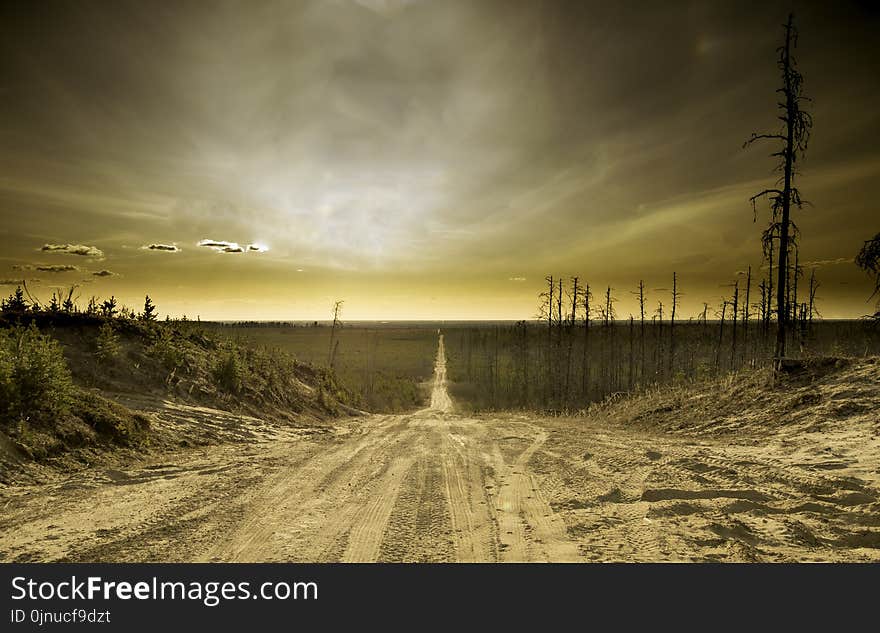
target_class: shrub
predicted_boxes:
[0,323,74,424]
[149,325,184,371]
[95,321,121,362]
[213,350,242,394]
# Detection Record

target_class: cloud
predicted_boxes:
[198,239,268,254]
[92,269,117,277]
[41,243,104,257]
[198,239,242,253]
[11,263,75,273]
[0,279,24,285]
[36,264,79,273]
[198,239,233,248]
[508,276,527,282]
[801,257,853,268]
[142,243,181,252]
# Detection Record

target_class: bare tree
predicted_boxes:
[538,275,555,400]
[581,283,592,398]
[716,299,728,372]
[604,287,616,391]
[563,277,581,407]
[669,273,680,375]
[762,225,775,335]
[628,315,634,390]
[730,280,739,368]
[745,13,812,363]
[740,267,752,365]
[327,300,344,368]
[807,268,819,324]
[758,279,768,327]
[638,281,646,382]
[654,301,663,378]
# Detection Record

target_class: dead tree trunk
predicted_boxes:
[746,13,812,365]
[628,315,634,391]
[563,276,579,409]
[655,301,663,379]
[605,287,615,392]
[327,300,344,369]
[807,268,818,327]
[638,280,646,386]
[730,281,739,369]
[556,277,563,407]
[670,272,679,377]
[544,275,554,402]
[716,300,727,373]
[582,284,592,401]
[794,252,801,325]
[743,266,752,366]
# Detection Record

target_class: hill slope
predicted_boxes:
[0,313,356,484]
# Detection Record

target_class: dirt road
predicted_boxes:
[1,336,878,562]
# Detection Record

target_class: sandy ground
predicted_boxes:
[1,335,878,562]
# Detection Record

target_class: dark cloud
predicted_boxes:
[36,264,79,273]
[198,239,266,254]
[198,239,243,253]
[92,269,117,277]
[142,244,181,252]
[0,279,24,285]
[41,243,104,257]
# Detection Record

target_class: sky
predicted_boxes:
[1,0,879,320]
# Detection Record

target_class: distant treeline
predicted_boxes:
[443,274,879,413]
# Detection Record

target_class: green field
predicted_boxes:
[206,323,440,413]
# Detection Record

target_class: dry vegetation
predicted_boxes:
[443,312,879,413]
[206,323,439,413]
[0,293,354,482]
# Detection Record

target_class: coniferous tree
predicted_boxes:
[2,286,28,312]
[141,295,158,321]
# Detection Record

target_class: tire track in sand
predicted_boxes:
[440,427,497,562]
[201,415,408,561]
[341,455,416,562]
[491,425,582,562]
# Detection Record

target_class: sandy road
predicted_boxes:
[198,334,581,562]
[1,336,878,562]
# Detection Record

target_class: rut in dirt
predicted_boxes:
[203,333,582,562]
